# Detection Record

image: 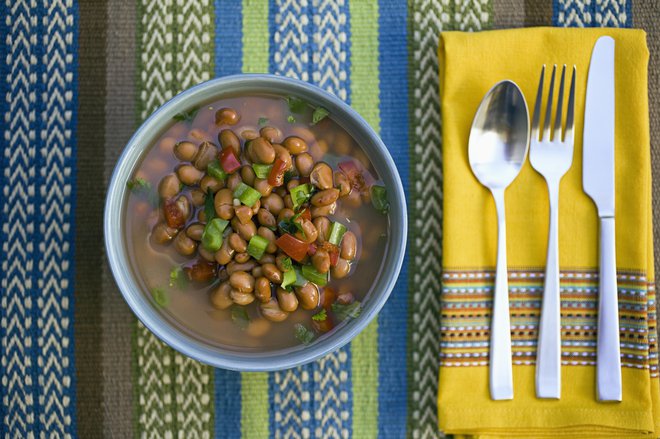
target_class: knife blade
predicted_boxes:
[583,36,621,402]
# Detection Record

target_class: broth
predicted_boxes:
[125,94,389,351]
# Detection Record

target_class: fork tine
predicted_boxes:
[564,66,576,143]
[531,65,545,141]
[553,65,566,141]
[542,65,557,141]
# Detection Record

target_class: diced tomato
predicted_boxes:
[328,247,339,267]
[275,233,309,262]
[299,176,310,184]
[339,160,375,193]
[299,207,312,221]
[307,243,317,256]
[219,147,241,174]
[184,260,216,283]
[321,286,336,309]
[268,157,288,187]
[163,199,185,229]
[312,317,335,333]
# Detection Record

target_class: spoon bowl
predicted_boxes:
[468,80,529,400]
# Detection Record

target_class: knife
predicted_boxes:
[583,36,621,402]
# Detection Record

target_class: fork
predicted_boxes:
[529,64,576,399]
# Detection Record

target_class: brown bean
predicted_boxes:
[210,282,234,310]
[241,165,256,186]
[174,141,198,161]
[230,289,255,305]
[277,208,295,223]
[251,199,261,215]
[257,227,278,253]
[311,202,336,218]
[311,249,331,274]
[283,136,308,154]
[188,128,210,142]
[240,129,259,141]
[312,217,331,243]
[335,131,352,155]
[274,186,287,198]
[275,254,290,272]
[198,245,216,262]
[229,233,247,253]
[226,260,258,275]
[214,188,235,220]
[226,172,243,191]
[340,231,357,261]
[251,266,263,278]
[200,175,224,194]
[295,283,320,310]
[215,107,240,126]
[234,205,254,224]
[272,144,292,170]
[246,318,271,337]
[262,263,283,284]
[177,164,204,186]
[249,137,276,164]
[276,288,299,312]
[229,271,255,293]
[168,195,191,225]
[186,223,205,241]
[234,252,251,263]
[334,171,351,196]
[215,238,235,265]
[331,258,350,279]
[283,194,294,209]
[286,179,300,192]
[257,208,277,229]
[253,178,273,197]
[292,126,315,144]
[219,267,230,283]
[186,260,216,281]
[218,129,241,156]
[190,188,206,207]
[261,193,284,215]
[193,141,217,170]
[158,174,181,199]
[173,232,197,256]
[294,219,318,244]
[151,222,177,245]
[295,153,314,177]
[260,126,282,143]
[310,162,333,190]
[311,188,340,207]
[260,299,289,322]
[255,277,272,303]
[231,217,257,241]
[337,291,355,305]
[260,253,276,265]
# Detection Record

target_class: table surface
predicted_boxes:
[1,1,659,438]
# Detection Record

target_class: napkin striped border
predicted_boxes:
[0,0,650,438]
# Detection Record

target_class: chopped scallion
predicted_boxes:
[169,267,187,289]
[286,96,307,113]
[293,266,308,287]
[312,309,327,321]
[202,218,229,252]
[252,163,273,179]
[287,115,296,124]
[301,264,328,286]
[207,159,227,181]
[328,221,347,246]
[290,183,313,210]
[294,323,315,345]
[370,185,390,214]
[331,301,362,321]
[233,182,262,207]
[258,117,269,126]
[311,106,329,125]
[281,269,297,290]
[281,257,293,272]
[247,235,269,260]
[151,287,169,307]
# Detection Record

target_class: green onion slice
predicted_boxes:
[281,269,297,290]
[370,185,389,214]
[290,183,313,210]
[301,264,328,286]
[207,159,227,181]
[233,182,262,207]
[252,163,273,179]
[328,221,347,246]
[247,235,269,260]
[151,287,169,307]
[202,218,229,252]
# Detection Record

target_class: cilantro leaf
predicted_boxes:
[311,107,329,125]
[331,301,362,321]
[294,323,315,345]
[169,266,187,289]
[258,117,269,126]
[151,287,169,307]
[286,96,307,113]
[127,177,158,207]
[204,188,216,221]
[231,306,250,330]
[312,309,327,321]
[172,106,199,122]
[287,115,296,124]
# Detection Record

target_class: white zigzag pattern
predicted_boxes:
[37,2,75,436]
[555,0,628,27]
[273,0,311,82]
[2,0,36,436]
[273,368,310,439]
[176,0,212,90]
[311,0,348,102]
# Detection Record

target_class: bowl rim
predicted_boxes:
[104,73,407,371]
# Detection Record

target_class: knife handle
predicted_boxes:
[597,216,621,402]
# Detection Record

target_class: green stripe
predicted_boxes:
[242,0,269,73]
[350,0,381,437]
[241,373,270,438]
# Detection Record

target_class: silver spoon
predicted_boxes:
[468,80,530,400]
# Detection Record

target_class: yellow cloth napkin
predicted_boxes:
[438,28,659,438]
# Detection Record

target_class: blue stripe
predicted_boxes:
[552,0,631,27]
[214,0,243,77]
[214,369,242,438]
[377,0,409,437]
[213,2,244,436]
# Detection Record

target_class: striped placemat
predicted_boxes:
[1,1,658,438]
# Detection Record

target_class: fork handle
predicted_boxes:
[536,183,561,399]
[490,188,513,400]
[597,216,621,401]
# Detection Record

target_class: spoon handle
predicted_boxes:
[490,188,514,400]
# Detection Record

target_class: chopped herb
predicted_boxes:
[172,106,199,122]
[204,188,216,221]
[151,287,169,307]
[258,117,269,126]
[202,218,229,252]
[127,177,158,207]
[281,269,297,290]
[301,264,328,286]
[281,257,293,272]
[294,323,315,345]
[292,266,308,287]
[247,235,269,260]
[278,218,305,237]
[231,306,250,330]
[311,106,329,125]
[287,115,296,124]
[283,170,297,184]
[370,185,390,214]
[290,183,314,210]
[207,159,227,181]
[328,221,347,246]
[312,309,327,321]
[286,96,307,113]
[169,267,187,289]
[331,301,362,321]
[252,163,273,179]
